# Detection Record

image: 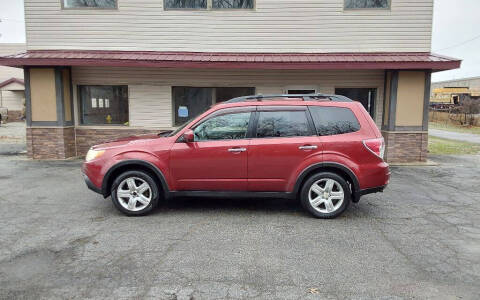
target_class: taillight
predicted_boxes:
[363,137,385,160]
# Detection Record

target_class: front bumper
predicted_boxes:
[83,173,102,194]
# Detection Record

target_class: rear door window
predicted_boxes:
[309,106,360,136]
[256,111,313,138]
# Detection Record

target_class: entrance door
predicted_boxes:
[335,88,376,117]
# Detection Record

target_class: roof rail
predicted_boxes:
[225,93,353,103]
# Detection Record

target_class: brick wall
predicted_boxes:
[27,127,428,163]
[7,110,23,121]
[27,127,76,159]
[75,128,160,156]
[382,131,428,163]
[26,127,162,159]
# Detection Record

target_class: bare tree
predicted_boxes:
[459,96,480,126]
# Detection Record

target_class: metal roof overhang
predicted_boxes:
[0,50,461,71]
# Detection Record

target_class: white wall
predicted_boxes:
[71,67,385,128]
[0,44,26,111]
[25,0,433,52]
[0,91,24,110]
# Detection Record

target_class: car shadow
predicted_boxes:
[148,196,364,219]
[152,196,306,216]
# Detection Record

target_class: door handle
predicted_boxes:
[228,147,247,152]
[299,145,318,150]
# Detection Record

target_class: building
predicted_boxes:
[0,0,460,162]
[0,44,26,121]
[431,76,480,107]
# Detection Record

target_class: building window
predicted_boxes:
[345,0,390,9]
[63,0,117,9]
[79,85,129,125]
[172,87,255,126]
[165,0,253,10]
[256,111,313,138]
[213,0,254,9]
[164,0,207,9]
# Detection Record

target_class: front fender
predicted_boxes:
[101,150,171,197]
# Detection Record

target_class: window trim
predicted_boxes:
[164,0,255,11]
[252,108,317,139]
[344,0,391,10]
[61,0,119,10]
[77,84,129,126]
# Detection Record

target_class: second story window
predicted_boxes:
[165,0,253,10]
[213,0,254,9]
[63,0,117,9]
[345,0,390,9]
[164,0,207,9]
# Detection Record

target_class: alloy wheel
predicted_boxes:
[116,177,152,212]
[308,178,345,214]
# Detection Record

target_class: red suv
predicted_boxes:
[82,94,389,218]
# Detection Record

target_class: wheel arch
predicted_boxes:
[293,162,361,202]
[101,160,169,199]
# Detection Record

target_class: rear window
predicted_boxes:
[309,106,360,136]
[256,111,312,138]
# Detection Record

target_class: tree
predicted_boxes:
[459,96,480,126]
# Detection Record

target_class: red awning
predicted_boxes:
[0,50,461,71]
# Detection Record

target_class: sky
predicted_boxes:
[0,0,479,83]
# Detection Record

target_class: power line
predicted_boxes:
[435,34,480,52]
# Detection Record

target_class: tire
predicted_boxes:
[110,170,160,216]
[300,172,351,219]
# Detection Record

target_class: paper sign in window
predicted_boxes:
[98,99,104,108]
[178,106,189,117]
[105,99,110,108]
[91,98,97,108]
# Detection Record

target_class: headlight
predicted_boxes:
[85,149,105,162]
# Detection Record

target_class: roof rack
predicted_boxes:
[225,93,353,103]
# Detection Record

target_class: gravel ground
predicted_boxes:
[0,148,479,299]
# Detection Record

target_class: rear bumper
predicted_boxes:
[83,173,102,194]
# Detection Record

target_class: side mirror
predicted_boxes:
[182,129,194,143]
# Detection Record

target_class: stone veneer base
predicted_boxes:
[27,127,76,159]
[26,127,429,163]
[382,131,428,163]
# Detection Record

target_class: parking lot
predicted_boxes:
[1,129,480,299]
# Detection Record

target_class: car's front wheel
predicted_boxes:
[111,170,159,216]
[300,172,351,219]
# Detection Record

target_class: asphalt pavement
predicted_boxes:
[1,151,479,299]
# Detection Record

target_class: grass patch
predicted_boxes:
[429,122,480,135]
[428,136,480,155]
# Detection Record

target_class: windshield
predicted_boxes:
[167,119,192,137]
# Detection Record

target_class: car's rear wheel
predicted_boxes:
[300,172,351,219]
[111,170,159,216]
